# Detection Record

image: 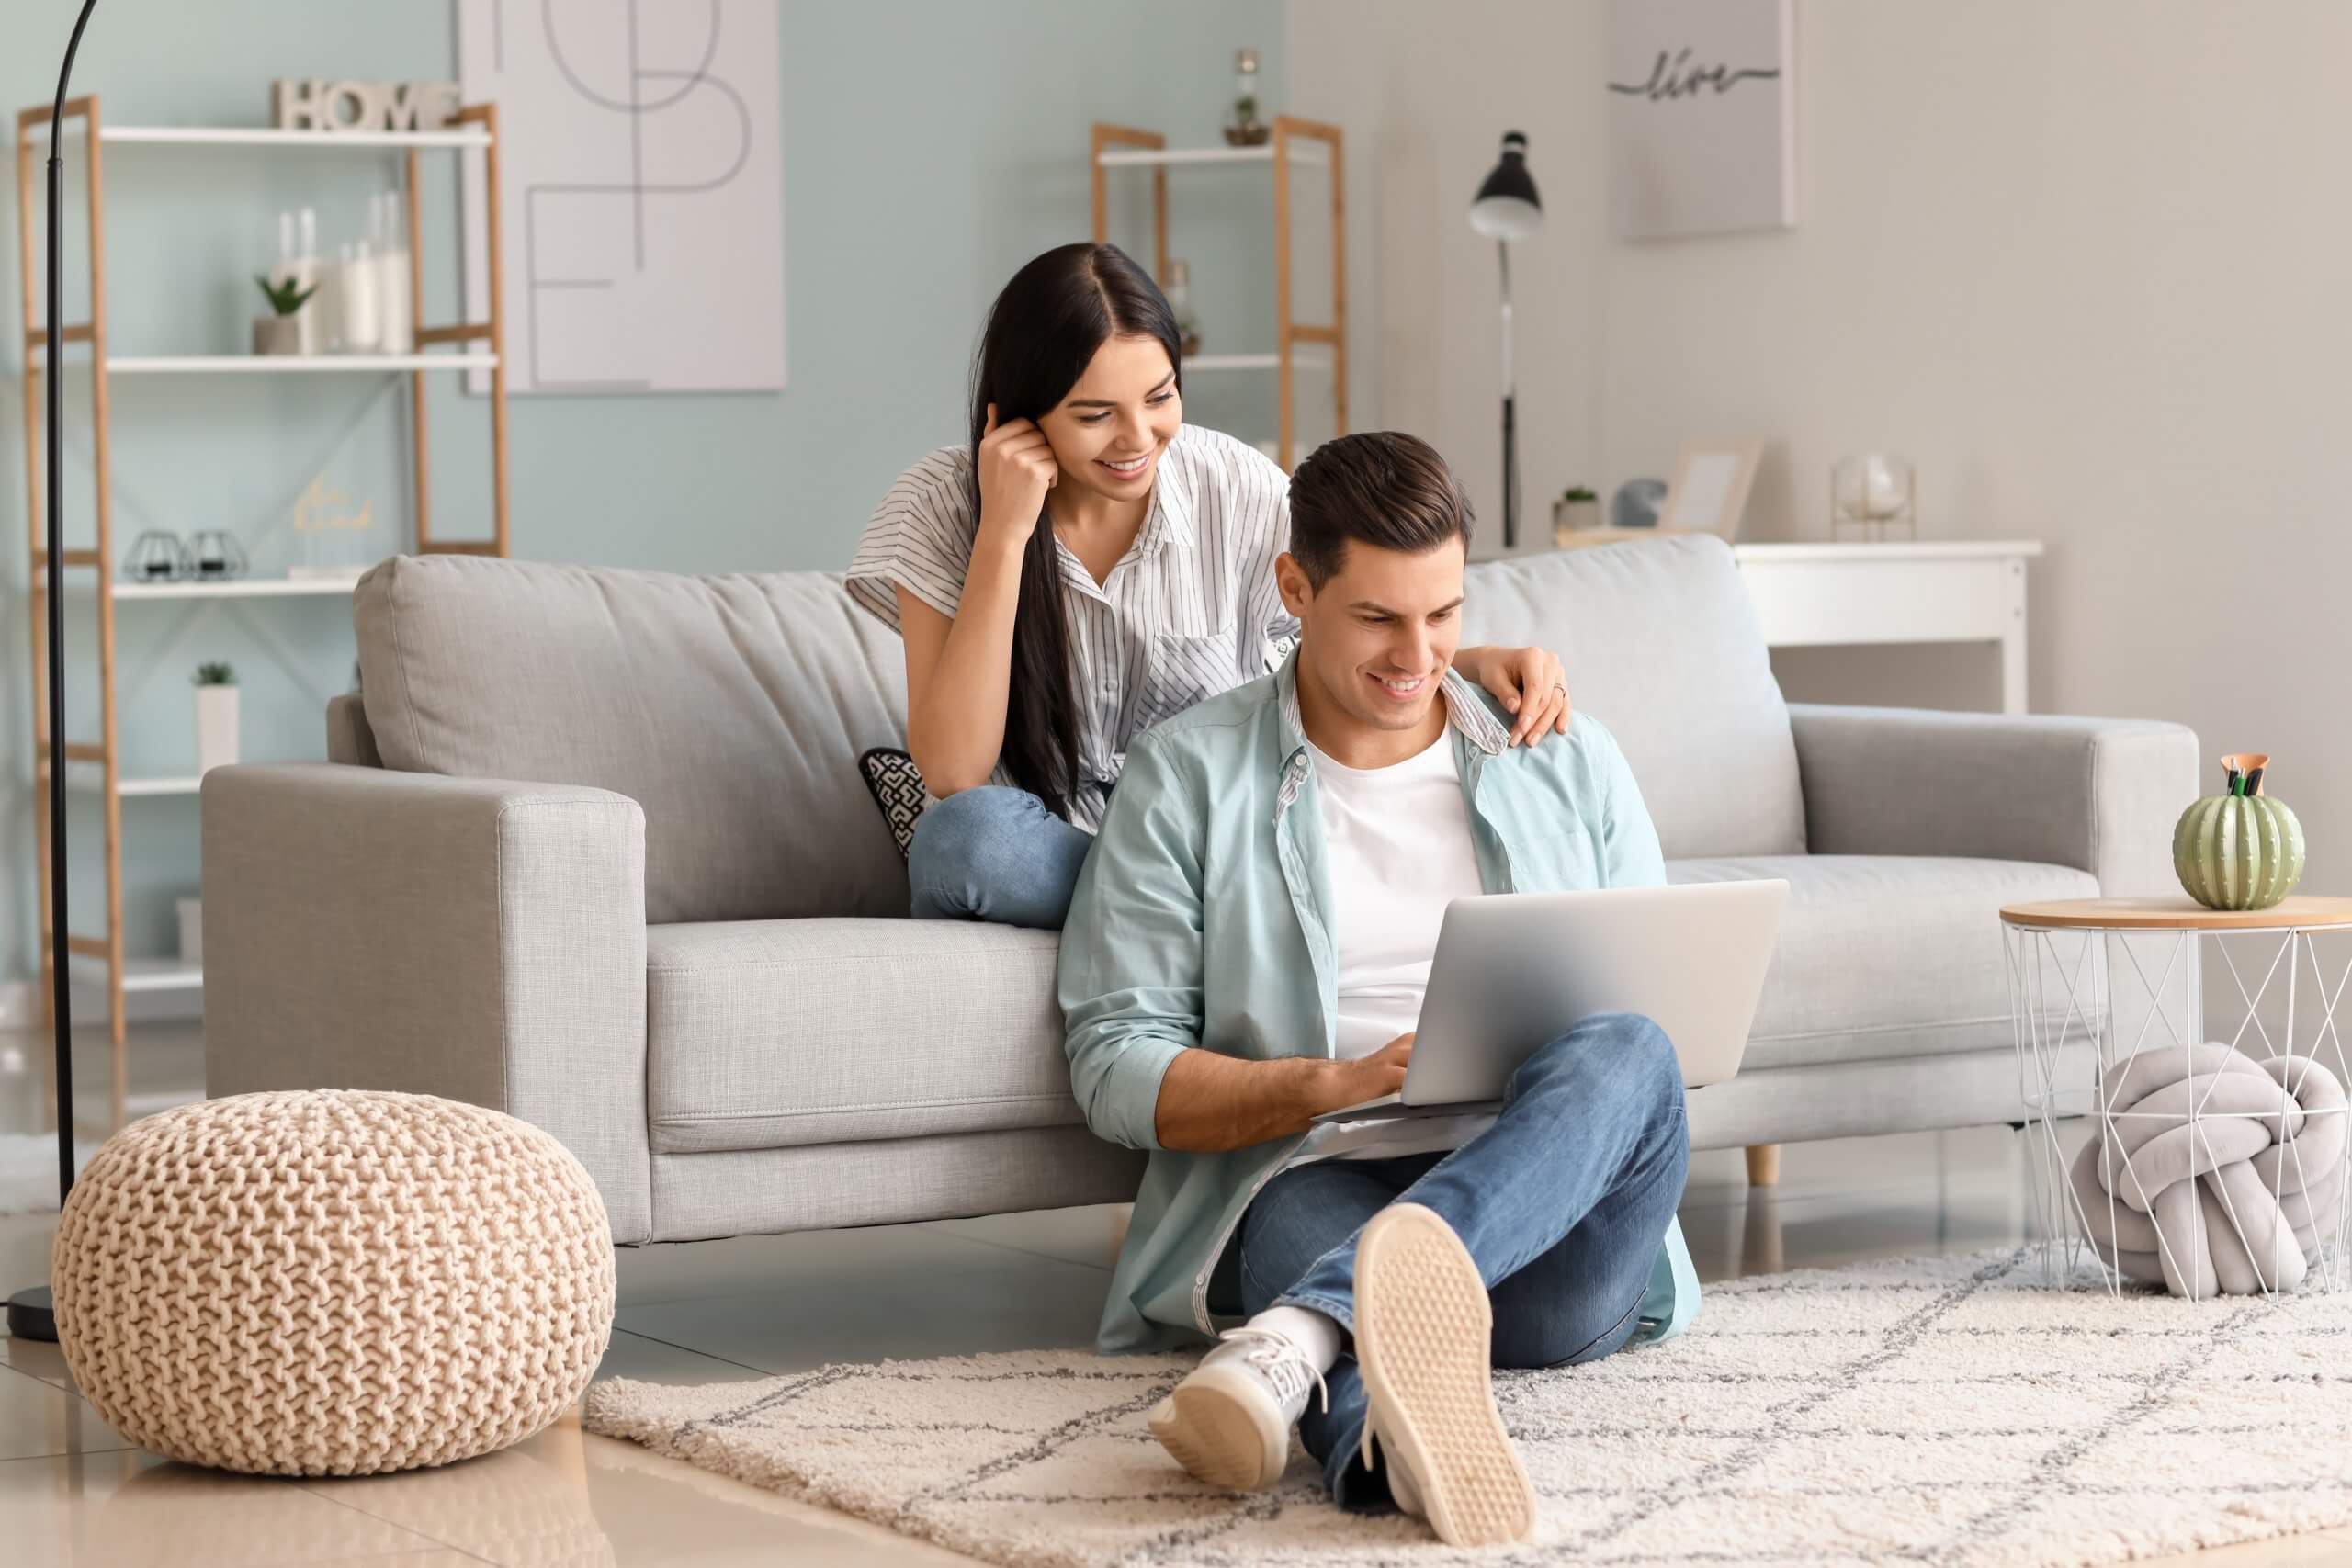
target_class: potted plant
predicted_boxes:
[252,275,317,356]
[1224,48,1269,146]
[193,661,239,774]
[1552,485,1601,547]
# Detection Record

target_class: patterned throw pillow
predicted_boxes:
[859,747,929,861]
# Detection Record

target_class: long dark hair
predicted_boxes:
[968,242,1182,820]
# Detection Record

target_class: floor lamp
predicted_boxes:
[1469,130,1543,551]
[6,0,102,1346]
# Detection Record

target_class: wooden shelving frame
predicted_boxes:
[1090,118,1347,470]
[12,96,512,1122]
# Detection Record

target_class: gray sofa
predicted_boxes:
[202,536,2198,1247]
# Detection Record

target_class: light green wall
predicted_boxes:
[1,0,1294,983]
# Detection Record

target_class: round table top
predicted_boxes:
[1999,894,2352,931]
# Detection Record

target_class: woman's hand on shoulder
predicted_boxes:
[1460,644,1574,747]
[976,403,1057,547]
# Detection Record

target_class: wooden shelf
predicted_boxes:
[106,354,497,375]
[29,123,491,151]
[1095,143,1329,168]
[110,575,365,600]
[1182,351,1335,373]
[68,953,202,993]
[74,771,203,797]
[40,761,205,796]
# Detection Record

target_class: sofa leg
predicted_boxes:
[1745,1143,1781,1187]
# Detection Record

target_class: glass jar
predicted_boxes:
[1830,454,1917,540]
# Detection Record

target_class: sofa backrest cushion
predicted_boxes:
[1463,536,1805,858]
[356,555,910,923]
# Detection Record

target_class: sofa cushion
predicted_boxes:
[355,555,910,924]
[1464,536,1804,859]
[645,919,1080,1153]
[1668,854,2099,1072]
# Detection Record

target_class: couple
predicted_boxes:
[850,243,1696,1546]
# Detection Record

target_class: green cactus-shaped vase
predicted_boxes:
[2175,752,2305,910]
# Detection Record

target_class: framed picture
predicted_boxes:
[1660,439,1764,541]
[1609,0,1798,241]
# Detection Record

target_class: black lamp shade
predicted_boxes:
[1470,130,1543,242]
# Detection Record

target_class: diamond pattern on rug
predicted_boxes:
[583,1248,2352,1567]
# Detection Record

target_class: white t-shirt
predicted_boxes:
[1286,730,1498,1167]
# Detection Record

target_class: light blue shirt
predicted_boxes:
[1057,652,1701,1353]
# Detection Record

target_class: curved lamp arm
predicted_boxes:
[7,0,102,1347]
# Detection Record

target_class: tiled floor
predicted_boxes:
[4,1021,2350,1566]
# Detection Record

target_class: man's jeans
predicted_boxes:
[1236,1011,1690,1511]
[907,786,1093,929]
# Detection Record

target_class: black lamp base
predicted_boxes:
[6,1285,57,1342]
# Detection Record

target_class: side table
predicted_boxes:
[2000,896,2352,1296]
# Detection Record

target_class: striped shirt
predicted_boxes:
[847,423,1298,830]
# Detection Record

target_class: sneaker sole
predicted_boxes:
[1148,1366,1288,1491]
[1355,1202,1537,1545]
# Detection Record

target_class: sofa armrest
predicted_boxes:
[1787,705,2199,893]
[201,762,653,1242]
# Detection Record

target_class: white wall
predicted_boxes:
[1293,0,2348,894]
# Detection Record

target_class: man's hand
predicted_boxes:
[1342,1031,1415,1105]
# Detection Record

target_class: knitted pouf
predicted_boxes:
[51,1089,616,1476]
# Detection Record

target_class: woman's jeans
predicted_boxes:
[1237,1011,1691,1511]
[907,786,1094,929]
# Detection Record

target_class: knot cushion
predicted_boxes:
[51,1089,616,1475]
[2069,1043,2346,1299]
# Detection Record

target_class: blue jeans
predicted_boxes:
[907,786,1094,929]
[1237,1011,1690,1512]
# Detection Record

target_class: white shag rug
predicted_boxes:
[583,1248,2352,1567]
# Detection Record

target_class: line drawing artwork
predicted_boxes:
[459,0,786,393]
[1608,0,1796,242]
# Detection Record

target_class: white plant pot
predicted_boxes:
[196,685,240,774]
[252,314,303,356]
[176,897,203,967]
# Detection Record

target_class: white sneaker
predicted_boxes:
[1150,1326,1329,1490]
[1353,1202,1538,1545]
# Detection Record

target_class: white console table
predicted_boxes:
[1729,541,2045,715]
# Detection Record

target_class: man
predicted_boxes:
[1056,431,1697,1546]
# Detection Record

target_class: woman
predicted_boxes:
[847,242,1570,928]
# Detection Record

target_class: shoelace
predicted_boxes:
[1216,1326,1330,1415]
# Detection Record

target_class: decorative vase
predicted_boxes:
[253,315,302,355]
[2175,752,2304,910]
[1611,479,1667,529]
[196,686,240,775]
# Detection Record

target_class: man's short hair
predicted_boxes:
[1288,431,1476,587]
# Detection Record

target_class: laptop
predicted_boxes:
[1312,879,1789,1125]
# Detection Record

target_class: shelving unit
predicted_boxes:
[14,96,512,1122]
[107,575,367,601]
[1091,118,1347,469]
[107,354,499,375]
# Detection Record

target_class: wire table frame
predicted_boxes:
[2002,897,2352,1298]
